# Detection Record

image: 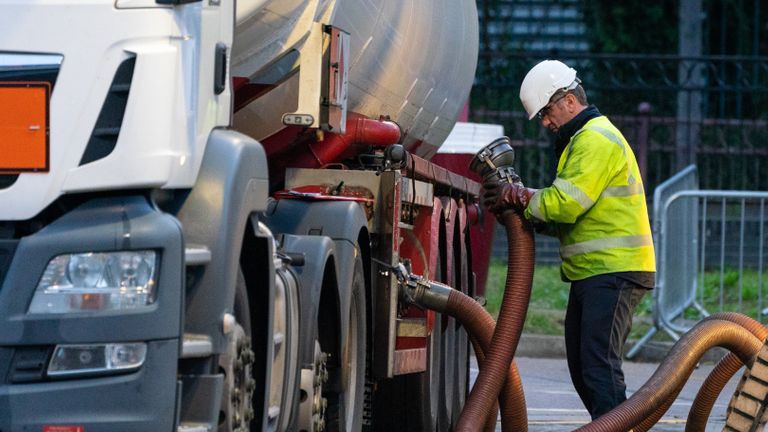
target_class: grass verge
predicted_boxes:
[485,260,654,340]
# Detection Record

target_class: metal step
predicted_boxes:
[185,245,211,266]
[177,423,212,432]
[181,333,213,359]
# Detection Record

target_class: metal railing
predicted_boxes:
[627,165,768,358]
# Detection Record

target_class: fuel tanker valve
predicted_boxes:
[393,263,452,313]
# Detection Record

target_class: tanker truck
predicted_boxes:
[0,1,487,431]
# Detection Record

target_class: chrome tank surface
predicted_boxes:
[232,0,335,80]
[233,0,479,160]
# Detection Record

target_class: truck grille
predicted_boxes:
[79,57,136,166]
[0,240,17,290]
[8,346,51,383]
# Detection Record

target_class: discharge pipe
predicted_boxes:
[399,269,528,431]
[399,136,537,430]
[446,137,535,431]
[396,138,538,429]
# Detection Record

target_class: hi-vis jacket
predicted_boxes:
[523,116,656,281]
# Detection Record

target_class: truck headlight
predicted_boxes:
[47,342,147,377]
[28,251,157,313]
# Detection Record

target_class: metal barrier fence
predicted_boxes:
[627,165,768,358]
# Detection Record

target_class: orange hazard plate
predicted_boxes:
[0,82,50,173]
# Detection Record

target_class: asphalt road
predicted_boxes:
[470,356,740,431]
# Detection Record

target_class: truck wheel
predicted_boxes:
[369,310,442,432]
[300,257,367,432]
[219,270,255,432]
[298,341,329,432]
[328,256,367,431]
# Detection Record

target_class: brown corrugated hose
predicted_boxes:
[632,386,679,432]
[573,319,762,432]
[455,209,535,432]
[633,312,768,432]
[450,287,528,431]
[469,335,500,432]
[684,313,768,432]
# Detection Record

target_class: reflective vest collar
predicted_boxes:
[565,120,638,186]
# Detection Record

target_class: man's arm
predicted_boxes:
[524,134,619,224]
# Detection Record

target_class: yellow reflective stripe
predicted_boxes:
[553,177,594,210]
[527,189,545,221]
[560,234,653,258]
[585,126,624,151]
[584,125,637,184]
[564,124,625,163]
[601,183,644,198]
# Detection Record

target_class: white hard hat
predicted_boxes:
[519,60,580,120]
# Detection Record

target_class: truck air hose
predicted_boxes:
[573,319,762,432]
[455,209,535,432]
[449,286,528,431]
[633,312,768,432]
[685,313,768,432]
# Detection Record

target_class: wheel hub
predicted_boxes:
[220,325,256,432]
[299,342,329,432]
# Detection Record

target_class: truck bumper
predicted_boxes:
[0,339,179,431]
[0,195,184,431]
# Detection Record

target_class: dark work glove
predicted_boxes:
[482,182,538,213]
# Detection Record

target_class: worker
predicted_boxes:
[482,60,656,420]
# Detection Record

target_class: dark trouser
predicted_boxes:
[564,274,647,420]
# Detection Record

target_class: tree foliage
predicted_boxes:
[581,1,678,54]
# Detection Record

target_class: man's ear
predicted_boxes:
[564,93,578,113]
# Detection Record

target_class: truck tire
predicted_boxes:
[306,255,367,432]
[370,314,443,432]
[329,255,367,432]
[219,269,256,432]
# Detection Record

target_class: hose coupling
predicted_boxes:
[469,136,521,186]
[394,264,452,312]
[410,279,453,312]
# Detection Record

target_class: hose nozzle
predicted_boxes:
[469,136,520,186]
